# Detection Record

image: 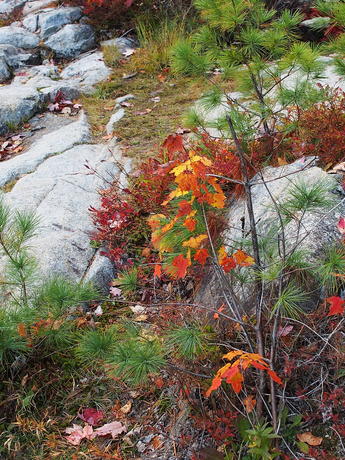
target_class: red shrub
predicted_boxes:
[291,88,345,166]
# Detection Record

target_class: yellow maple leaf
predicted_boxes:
[211,192,226,209]
[190,154,212,166]
[182,234,208,249]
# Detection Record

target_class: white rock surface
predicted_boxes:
[196,159,345,309]
[3,142,125,286]
[0,0,26,15]
[0,112,90,185]
[23,6,82,38]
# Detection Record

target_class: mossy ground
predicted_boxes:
[82,56,208,161]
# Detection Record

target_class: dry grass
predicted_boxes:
[82,63,207,161]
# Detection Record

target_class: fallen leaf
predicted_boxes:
[94,421,126,438]
[150,96,160,103]
[243,395,256,413]
[133,108,152,116]
[278,325,294,337]
[130,304,145,314]
[65,424,95,445]
[337,217,345,235]
[79,408,104,426]
[110,286,122,297]
[120,101,133,107]
[94,305,103,316]
[133,314,148,322]
[120,401,132,414]
[326,296,345,316]
[297,432,323,446]
[150,436,163,450]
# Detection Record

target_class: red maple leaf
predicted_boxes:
[337,217,345,235]
[79,408,104,426]
[326,296,345,316]
[194,248,209,265]
[221,256,236,272]
[177,200,192,217]
[172,254,190,279]
[162,134,184,155]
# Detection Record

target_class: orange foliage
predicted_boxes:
[206,350,283,396]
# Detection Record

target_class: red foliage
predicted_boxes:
[192,409,237,444]
[67,0,133,27]
[290,89,345,166]
[90,138,187,264]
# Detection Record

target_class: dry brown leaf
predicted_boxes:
[151,436,164,450]
[297,432,323,446]
[120,401,132,414]
[243,395,256,413]
[134,314,148,322]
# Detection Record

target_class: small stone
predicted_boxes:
[0,57,11,82]
[106,109,125,135]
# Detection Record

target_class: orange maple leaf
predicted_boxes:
[206,350,283,396]
[184,217,197,232]
[154,264,162,278]
[172,254,191,279]
[233,249,255,266]
[17,323,27,338]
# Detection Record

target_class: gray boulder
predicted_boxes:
[0,44,41,68]
[0,57,11,82]
[101,36,138,53]
[106,108,125,135]
[0,26,39,49]
[39,7,82,39]
[23,7,83,38]
[196,159,345,310]
[0,85,46,134]
[44,24,96,59]
[60,51,111,89]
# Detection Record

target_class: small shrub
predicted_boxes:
[290,88,345,166]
